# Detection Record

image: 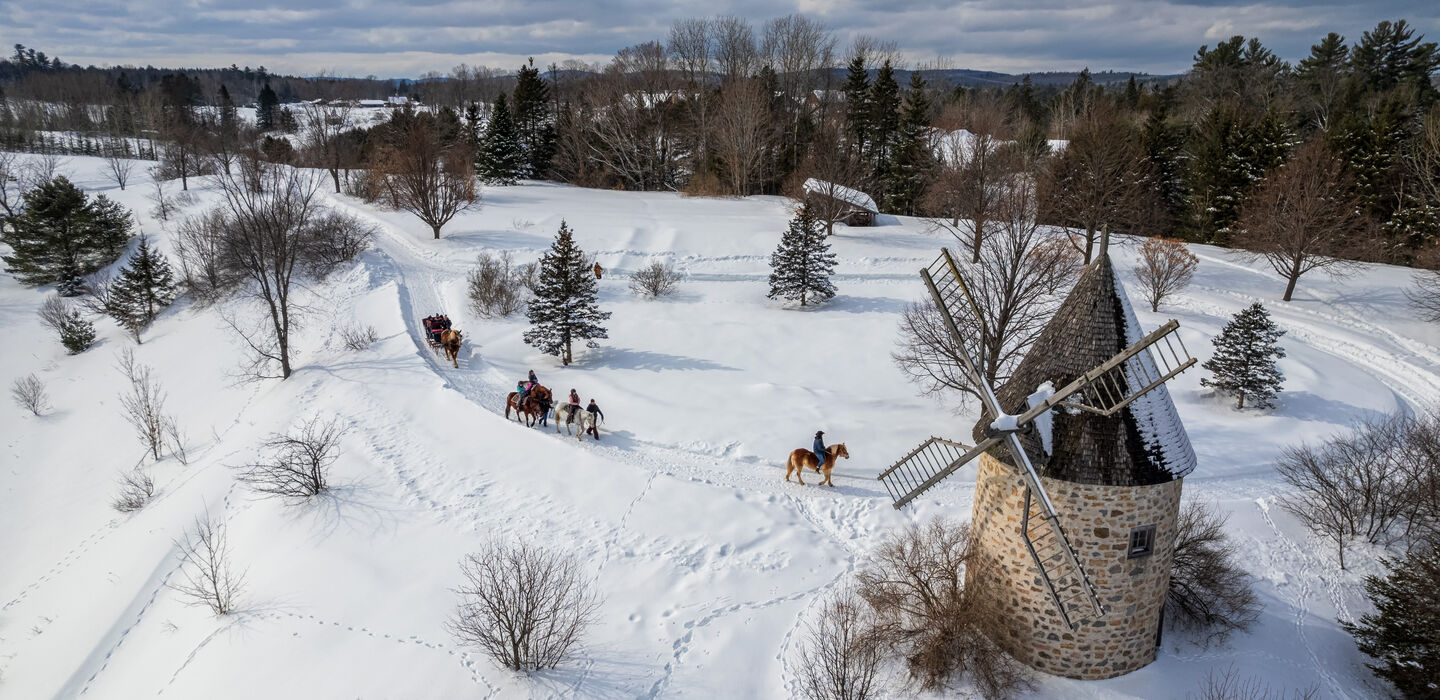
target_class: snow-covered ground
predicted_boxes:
[2,153,1435,698]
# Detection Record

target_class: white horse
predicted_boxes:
[553,403,581,437]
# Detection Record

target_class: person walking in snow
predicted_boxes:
[585,399,605,440]
[536,394,552,427]
[812,431,827,473]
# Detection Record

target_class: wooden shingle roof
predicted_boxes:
[973,253,1196,486]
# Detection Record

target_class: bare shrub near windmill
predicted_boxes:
[339,324,379,351]
[238,416,346,499]
[111,468,155,512]
[117,349,174,462]
[1275,413,1415,569]
[11,374,50,415]
[1189,665,1318,700]
[629,260,682,298]
[894,179,1081,404]
[446,540,601,672]
[856,519,1030,696]
[1167,501,1260,643]
[467,251,534,317]
[171,509,245,615]
[1134,237,1199,312]
[796,587,888,700]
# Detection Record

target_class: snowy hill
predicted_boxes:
[2,153,1436,698]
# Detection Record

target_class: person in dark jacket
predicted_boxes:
[537,395,552,426]
[585,399,605,439]
[528,370,538,385]
[813,431,827,472]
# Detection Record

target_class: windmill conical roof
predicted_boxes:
[973,253,1196,485]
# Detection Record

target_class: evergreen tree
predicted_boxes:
[1349,19,1440,104]
[1,177,133,294]
[1341,538,1440,698]
[767,206,837,307]
[868,61,902,189]
[1200,302,1286,409]
[1143,93,1190,233]
[512,58,556,177]
[476,93,526,185]
[841,54,871,158]
[257,82,279,131]
[58,308,96,354]
[1186,106,1291,244]
[523,221,610,365]
[218,85,238,129]
[886,72,934,215]
[108,234,178,342]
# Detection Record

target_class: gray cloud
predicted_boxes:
[2,0,1437,77]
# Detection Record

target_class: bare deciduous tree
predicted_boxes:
[174,209,243,304]
[857,519,1030,696]
[712,80,774,196]
[37,294,71,332]
[11,374,50,415]
[796,587,887,700]
[1189,665,1319,700]
[171,509,245,615]
[147,175,176,222]
[381,120,478,238]
[629,259,683,298]
[0,150,24,219]
[238,415,345,499]
[895,179,1081,404]
[1407,247,1440,323]
[117,348,173,461]
[925,98,1014,262]
[1044,106,1153,264]
[339,324,379,351]
[713,16,759,86]
[1234,138,1368,302]
[302,102,355,193]
[446,540,601,672]
[111,467,155,512]
[467,251,535,317]
[797,125,873,235]
[103,156,136,191]
[1167,501,1261,643]
[1134,237,1199,312]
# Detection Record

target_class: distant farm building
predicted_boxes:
[802,178,877,227]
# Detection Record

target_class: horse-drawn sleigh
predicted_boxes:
[421,314,463,368]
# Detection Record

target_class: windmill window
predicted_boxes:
[1128,525,1156,559]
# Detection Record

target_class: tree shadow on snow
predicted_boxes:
[586,346,738,372]
[1275,390,1388,427]
[286,478,406,542]
[524,646,659,698]
[823,294,909,315]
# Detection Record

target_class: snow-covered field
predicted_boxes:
[2,153,1435,698]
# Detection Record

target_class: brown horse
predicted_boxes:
[506,384,551,426]
[785,444,850,487]
[440,329,463,368]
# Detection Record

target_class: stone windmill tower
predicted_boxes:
[877,243,1198,680]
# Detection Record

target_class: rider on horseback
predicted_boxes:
[566,389,581,425]
[813,431,826,473]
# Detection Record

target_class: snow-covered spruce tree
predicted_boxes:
[59,308,96,353]
[476,93,526,186]
[1,176,133,295]
[523,221,610,365]
[1200,302,1286,409]
[768,205,837,307]
[1341,536,1440,698]
[108,234,178,342]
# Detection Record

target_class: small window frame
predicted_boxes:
[1127,524,1157,559]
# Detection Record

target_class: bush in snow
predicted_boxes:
[447,540,601,672]
[238,416,346,499]
[171,509,245,615]
[767,205,837,307]
[1189,665,1318,700]
[796,587,888,700]
[117,349,176,462]
[1342,534,1440,698]
[339,324,379,351]
[467,251,534,317]
[1167,501,1260,643]
[856,518,1030,696]
[1201,302,1286,410]
[629,259,682,298]
[1133,237,1198,312]
[39,295,96,354]
[10,374,50,415]
[523,221,610,365]
[111,467,155,512]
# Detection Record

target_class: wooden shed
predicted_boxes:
[802,178,878,227]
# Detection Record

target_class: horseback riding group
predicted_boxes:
[418,312,846,485]
[507,370,606,441]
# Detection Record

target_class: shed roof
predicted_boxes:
[802,178,878,213]
[973,252,1196,485]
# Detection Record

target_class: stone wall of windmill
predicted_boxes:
[969,453,1183,679]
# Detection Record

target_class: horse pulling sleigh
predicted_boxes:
[421,314,463,368]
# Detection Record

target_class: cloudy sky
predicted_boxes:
[4,0,1438,78]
